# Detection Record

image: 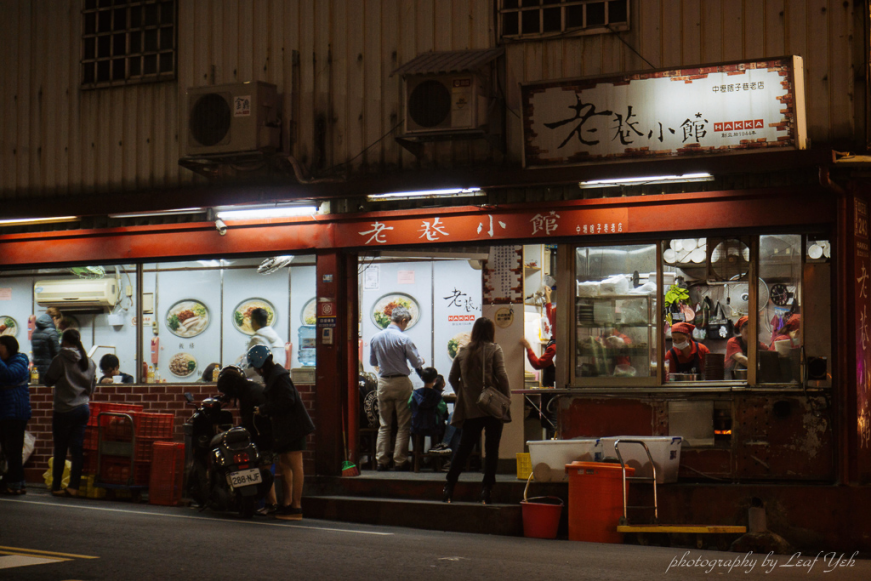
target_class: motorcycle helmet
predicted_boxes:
[246,344,272,369]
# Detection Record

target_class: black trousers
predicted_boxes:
[0,419,28,488]
[446,416,503,487]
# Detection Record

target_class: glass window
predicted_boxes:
[758,235,803,384]
[573,244,657,384]
[498,0,630,40]
[141,255,315,383]
[0,264,137,385]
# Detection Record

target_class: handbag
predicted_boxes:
[707,301,734,339]
[475,345,512,422]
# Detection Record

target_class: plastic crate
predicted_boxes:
[98,413,140,442]
[135,413,174,439]
[80,474,107,499]
[88,402,143,427]
[516,452,532,480]
[149,442,185,506]
[134,437,161,463]
[99,456,150,486]
[83,426,99,451]
[82,450,98,475]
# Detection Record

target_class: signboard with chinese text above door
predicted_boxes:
[521,56,807,168]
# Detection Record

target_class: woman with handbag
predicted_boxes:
[442,317,511,505]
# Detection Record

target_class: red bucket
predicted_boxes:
[520,474,563,539]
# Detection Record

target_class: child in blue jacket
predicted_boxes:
[409,367,447,440]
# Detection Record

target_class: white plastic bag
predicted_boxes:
[22,431,35,464]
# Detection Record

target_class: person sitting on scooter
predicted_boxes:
[250,345,315,521]
[217,365,278,516]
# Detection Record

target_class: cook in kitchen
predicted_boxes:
[665,322,710,380]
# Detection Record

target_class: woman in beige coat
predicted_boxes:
[443,317,511,505]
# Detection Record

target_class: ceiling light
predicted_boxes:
[366,188,483,201]
[215,205,319,221]
[108,208,205,219]
[578,173,714,188]
[0,216,80,226]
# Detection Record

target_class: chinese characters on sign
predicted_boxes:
[854,197,871,451]
[522,57,806,167]
[483,246,522,304]
[234,95,251,117]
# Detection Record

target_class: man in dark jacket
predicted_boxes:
[250,345,314,521]
[31,308,62,383]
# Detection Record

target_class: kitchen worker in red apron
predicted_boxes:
[725,316,771,378]
[770,314,801,350]
[665,322,709,380]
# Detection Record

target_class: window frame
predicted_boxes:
[81,0,178,90]
[497,0,630,42]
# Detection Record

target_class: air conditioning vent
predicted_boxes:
[408,80,453,128]
[403,74,489,135]
[185,81,280,157]
[190,93,232,147]
[34,279,118,310]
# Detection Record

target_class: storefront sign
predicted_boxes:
[521,56,807,167]
[484,246,522,304]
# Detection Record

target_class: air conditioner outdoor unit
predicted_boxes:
[403,74,489,135]
[34,279,118,310]
[185,81,280,156]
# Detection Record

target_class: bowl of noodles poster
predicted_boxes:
[0,316,18,337]
[447,332,471,360]
[300,298,317,326]
[166,300,210,338]
[233,299,276,335]
[371,293,420,330]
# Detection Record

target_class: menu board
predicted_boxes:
[483,246,523,304]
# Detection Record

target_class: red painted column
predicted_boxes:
[344,253,360,467]
[314,252,348,476]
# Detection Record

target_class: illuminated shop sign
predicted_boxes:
[521,56,807,167]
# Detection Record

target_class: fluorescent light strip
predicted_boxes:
[367,188,483,201]
[579,173,714,188]
[216,206,319,221]
[0,216,79,226]
[109,208,205,219]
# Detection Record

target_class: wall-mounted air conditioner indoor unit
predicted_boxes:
[185,81,280,156]
[403,74,490,135]
[34,279,118,310]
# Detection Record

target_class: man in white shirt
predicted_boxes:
[245,308,286,380]
[369,306,424,471]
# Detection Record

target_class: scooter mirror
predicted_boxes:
[184,392,194,403]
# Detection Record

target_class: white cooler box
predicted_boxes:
[526,439,600,482]
[598,436,683,484]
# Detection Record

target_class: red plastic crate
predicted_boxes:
[135,413,174,439]
[82,450,98,475]
[134,437,161,463]
[83,426,98,451]
[88,402,143,427]
[99,456,150,486]
[149,442,185,506]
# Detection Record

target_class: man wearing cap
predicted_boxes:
[665,322,710,380]
[368,306,424,471]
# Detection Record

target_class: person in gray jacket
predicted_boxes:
[442,317,511,505]
[44,329,96,497]
[31,308,62,383]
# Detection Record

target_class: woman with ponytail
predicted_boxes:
[44,329,97,497]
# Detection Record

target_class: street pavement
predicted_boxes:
[1,490,868,581]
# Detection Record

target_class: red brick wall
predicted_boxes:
[23,383,317,483]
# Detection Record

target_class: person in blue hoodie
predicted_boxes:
[409,367,447,445]
[44,329,96,498]
[32,308,62,384]
[0,336,32,495]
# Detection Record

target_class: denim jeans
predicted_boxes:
[0,419,29,490]
[52,404,89,491]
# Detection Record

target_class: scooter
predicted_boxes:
[184,393,274,519]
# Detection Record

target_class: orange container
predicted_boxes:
[149,442,185,506]
[565,461,633,543]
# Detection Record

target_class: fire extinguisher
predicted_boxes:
[151,336,160,365]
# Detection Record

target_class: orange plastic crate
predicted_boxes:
[88,402,143,427]
[82,450,98,475]
[83,426,98,451]
[134,437,161,463]
[135,413,174,439]
[99,456,150,486]
[149,442,185,506]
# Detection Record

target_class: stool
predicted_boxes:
[357,427,378,470]
[412,434,448,473]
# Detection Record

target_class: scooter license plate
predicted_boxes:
[228,468,261,488]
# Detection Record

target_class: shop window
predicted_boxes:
[82,0,176,88]
[0,264,138,385]
[573,244,657,385]
[498,0,629,40]
[757,235,803,384]
[142,256,315,383]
